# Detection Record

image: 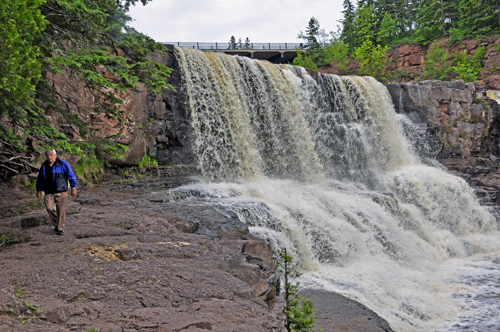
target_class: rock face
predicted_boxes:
[42,45,196,169]
[387,80,500,203]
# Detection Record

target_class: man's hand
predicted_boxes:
[37,191,42,199]
[71,188,77,197]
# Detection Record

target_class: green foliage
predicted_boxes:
[0,0,174,162]
[0,0,47,146]
[76,156,104,186]
[452,45,486,82]
[277,250,322,332]
[293,51,318,71]
[340,0,356,52]
[354,40,389,80]
[138,153,158,168]
[323,36,350,71]
[1,234,7,246]
[354,4,376,46]
[85,329,99,332]
[377,12,397,47]
[21,298,40,315]
[423,42,453,80]
[102,143,129,160]
[338,0,499,50]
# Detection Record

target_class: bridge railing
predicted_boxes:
[163,42,304,51]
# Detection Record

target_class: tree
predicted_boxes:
[244,37,251,50]
[298,17,324,52]
[454,0,499,39]
[324,34,350,72]
[354,39,389,80]
[277,250,322,332]
[340,0,357,52]
[228,35,237,49]
[354,3,376,48]
[377,12,397,46]
[237,37,243,50]
[423,41,453,79]
[0,0,174,177]
[0,0,47,145]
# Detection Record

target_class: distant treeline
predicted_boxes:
[340,0,500,50]
[293,0,500,81]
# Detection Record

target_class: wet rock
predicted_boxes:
[302,289,394,332]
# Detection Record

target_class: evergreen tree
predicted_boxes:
[277,250,322,332]
[413,0,447,43]
[237,37,243,50]
[244,37,251,50]
[340,0,357,53]
[355,3,376,46]
[377,12,397,46]
[454,0,499,39]
[298,17,323,52]
[228,36,237,49]
[0,0,47,144]
[354,40,388,80]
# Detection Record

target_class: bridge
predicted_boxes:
[163,42,304,64]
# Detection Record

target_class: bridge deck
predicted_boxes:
[163,42,304,64]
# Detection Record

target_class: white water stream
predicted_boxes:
[172,47,500,331]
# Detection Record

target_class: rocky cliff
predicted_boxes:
[43,45,195,169]
[387,80,500,204]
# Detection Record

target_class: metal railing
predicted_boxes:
[163,42,304,51]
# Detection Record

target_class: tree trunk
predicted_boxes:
[498,0,500,29]
[440,0,447,36]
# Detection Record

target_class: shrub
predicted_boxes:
[76,157,104,186]
[277,250,323,332]
[138,154,158,168]
[423,42,453,80]
[452,44,485,82]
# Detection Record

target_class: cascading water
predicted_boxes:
[171,47,500,331]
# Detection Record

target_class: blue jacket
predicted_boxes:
[36,158,77,193]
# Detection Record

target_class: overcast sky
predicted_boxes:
[127,0,345,43]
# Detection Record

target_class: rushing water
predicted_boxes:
[172,47,500,331]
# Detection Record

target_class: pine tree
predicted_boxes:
[237,37,243,50]
[413,0,447,43]
[277,250,323,332]
[377,12,397,46]
[355,3,376,46]
[298,17,323,52]
[228,36,237,49]
[0,0,47,145]
[244,37,251,50]
[455,0,499,38]
[340,0,357,53]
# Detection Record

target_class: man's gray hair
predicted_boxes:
[46,149,57,155]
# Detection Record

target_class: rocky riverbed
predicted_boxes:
[0,169,393,332]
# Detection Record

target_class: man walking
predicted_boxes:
[36,150,77,235]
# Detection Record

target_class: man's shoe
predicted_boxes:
[54,226,58,232]
[56,230,65,235]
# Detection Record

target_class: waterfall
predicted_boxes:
[172,47,500,331]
